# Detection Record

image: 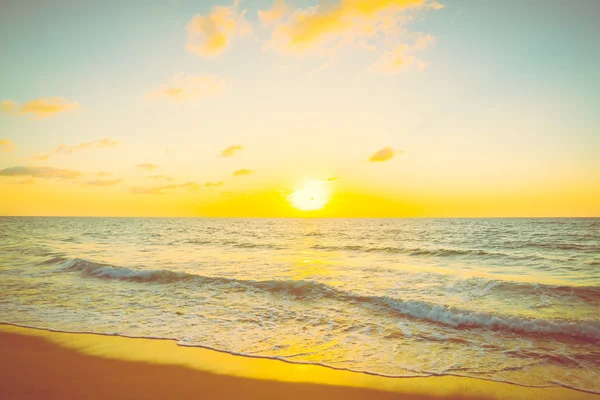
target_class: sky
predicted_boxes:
[1,0,599,217]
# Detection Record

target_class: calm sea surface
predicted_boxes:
[1,217,599,392]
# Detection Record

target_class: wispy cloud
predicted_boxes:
[220,144,243,157]
[82,179,122,187]
[148,174,174,181]
[0,100,16,114]
[15,178,36,185]
[0,166,81,179]
[369,34,435,73]
[131,182,200,195]
[136,163,160,171]
[233,168,255,176]
[327,175,340,181]
[205,181,224,187]
[31,138,119,161]
[413,33,436,49]
[369,44,424,73]
[369,147,402,162]
[0,139,17,152]
[130,187,164,195]
[186,1,252,57]
[146,73,227,102]
[162,182,200,191]
[1,97,79,119]
[258,0,290,26]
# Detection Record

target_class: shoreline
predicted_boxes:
[1,323,598,399]
[1,321,597,389]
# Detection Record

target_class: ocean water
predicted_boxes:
[1,217,599,393]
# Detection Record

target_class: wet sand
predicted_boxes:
[0,324,597,400]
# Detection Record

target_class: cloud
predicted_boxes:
[219,144,243,157]
[94,172,113,177]
[205,181,224,187]
[1,100,17,114]
[131,187,164,195]
[186,1,251,57]
[15,178,36,185]
[31,138,119,160]
[369,147,402,162]
[1,97,79,119]
[327,175,340,181]
[259,0,290,25]
[261,1,443,72]
[146,73,227,102]
[0,139,17,152]
[148,174,174,181]
[136,163,160,171]
[232,168,255,176]
[369,34,434,73]
[0,166,81,179]
[413,33,435,49]
[369,44,425,73]
[131,182,200,195]
[163,182,200,191]
[267,0,426,54]
[82,179,122,187]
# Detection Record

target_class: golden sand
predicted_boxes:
[0,324,597,400]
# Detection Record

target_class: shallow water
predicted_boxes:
[1,217,598,392]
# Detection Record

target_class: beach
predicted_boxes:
[1,218,599,394]
[1,324,598,400]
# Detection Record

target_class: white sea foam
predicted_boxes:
[61,257,600,342]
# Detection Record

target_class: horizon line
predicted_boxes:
[1,215,598,219]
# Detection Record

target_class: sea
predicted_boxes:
[1,217,598,393]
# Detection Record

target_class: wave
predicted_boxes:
[586,260,600,267]
[3,321,600,395]
[309,243,599,265]
[511,242,600,253]
[447,278,600,303]
[220,240,283,250]
[63,258,197,283]
[310,244,528,259]
[182,239,282,250]
[61,258,600,343]
[0,245,61,259]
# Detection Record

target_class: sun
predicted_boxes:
[288,181,330,211]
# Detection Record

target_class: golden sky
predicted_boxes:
[1,0,599,217]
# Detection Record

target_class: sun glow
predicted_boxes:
[288,181,330,211]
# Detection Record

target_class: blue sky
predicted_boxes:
[1,0,598,216]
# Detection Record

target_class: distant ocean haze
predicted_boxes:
[0,217,598,393]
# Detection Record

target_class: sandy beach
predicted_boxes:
[1,324,597,400]
[2,0,599,396]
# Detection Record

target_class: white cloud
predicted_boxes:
[0,166,81,179]
[146,73,227,103]
[1,97,79,119]
[186,1,252,57]
[31,138,119,161]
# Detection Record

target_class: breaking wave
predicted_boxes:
[61,258,600,343]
